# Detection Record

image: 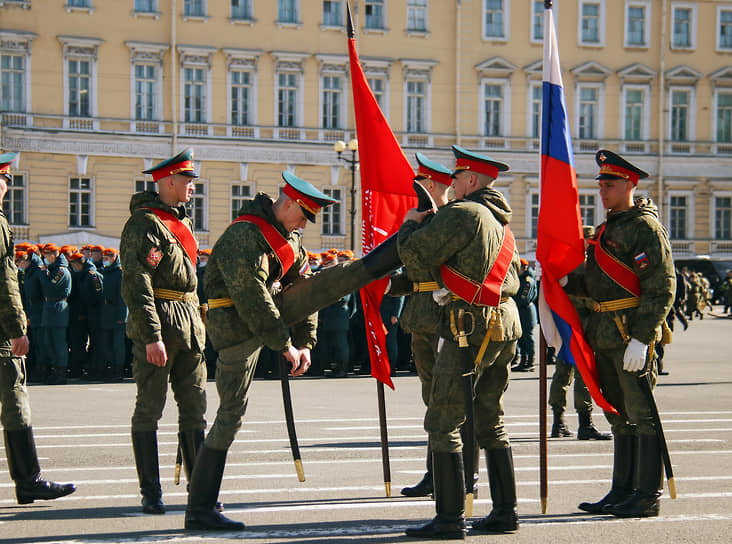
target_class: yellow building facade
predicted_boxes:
[1,0,732,259]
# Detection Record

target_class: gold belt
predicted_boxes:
[413,281,440,292]
[451,294,510,305]
[207,297,234,310]
[592,296,640,312]
[153,288,196,303]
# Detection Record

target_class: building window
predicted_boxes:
[231,183,252,221]
[670,88,689,141]
[134,64,157,121]
[69,177,93,228]
[278,72,298,127]
[184,67,206,123]
[626,3,648,47]
[406,80,425,133]
[624,88,644,140]
[278,0,298,23]
[365,0,385,30]
[368,77,385,110]
[717,91,732,143]
[580,1,601,44]
[322,75,343,129]
[719,8,732,50]
[135,179,157,193]
[322,187,343,235]
[483,0,506,39]
[231,0,253,20]
[68,59,91,117]
[530,83,542,138]
[407,0,427,32]
[531,0,544,42]
[715,196,732,240]
[67,0,91,7]
[669,195,687,239]
[186,182,207,231]
[672,5,693,48]
[578,85,598,139]
[483,83,503,137]
[184,0,206,17]
[134,0,157,13]
[231,70,252,126]
[529,191,539,238]
[2,174,26,226]
[579,193,597,226]
[1,54,25,113]
[323,0,342,26]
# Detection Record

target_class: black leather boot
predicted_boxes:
[551,409,572,438]
[4,428,76,504]
[401,447,433,497]
[605,434,662,518]
[577,412,611,441]
[471,448,519,533]
[185,446,246,531]
[405,452,466,539]
[579,434,635,513]
[131,431,165,514]
[179,430,224,512]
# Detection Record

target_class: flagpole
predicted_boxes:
[346,1,392,498]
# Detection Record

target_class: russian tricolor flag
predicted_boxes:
[536,5,617,415]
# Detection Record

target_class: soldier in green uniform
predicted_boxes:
[400,146,522,538]
[184,172,336,531]
[0,152,76,504]
[389,153,451,498]
[578,150,675,518]
[39,244,72,385]
[120,148,208,515]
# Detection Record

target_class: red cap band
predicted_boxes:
[283,183,321,216]
[152,160,195,182]
[599,164,639,186]
[417,165,452,186]
[453,157,499,179]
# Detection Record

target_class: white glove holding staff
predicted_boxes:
[432,288,452,306]
[622,338,648,372]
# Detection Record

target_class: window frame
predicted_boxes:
[668,85,695,142]
[666,190,694,240]
[620,83,651,142]
[2,171,28,226]
[59,36,102,129]
[68,175,95,230]
[624,0,651,49]
[230,0,254,21]
[183,0,207,18]
[185,178,209,233]
[177,46,214,136]
[713,87,732,144]
[230,180,255,221]
[530,0,545,44]
[321,186,345,236]
[482,0,510,42]
[574,81,604,140]
[712,192,732,241]
[479,77,510,138]
[320,74,345,130]
[322,0,344,27]
[671,2,696,50]
[578,0,605,47]
[527,189,540,239]
[406,0,428,34]
[716,5,732,52]
[578,189,601,227]
[134,0,158,14]
[364,0,386,31]
[277,0,300,25]
[527,80,543,139]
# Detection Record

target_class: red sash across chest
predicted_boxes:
[439,225,515,307]
[588,223,642,297]
[231,214,295,280]
[142,208,198,264]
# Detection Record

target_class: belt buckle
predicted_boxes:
[592,301,602,312]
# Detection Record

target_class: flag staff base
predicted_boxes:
[295,459,305,482]
[668,477,677,500]
[384,482,391,498]
[466,493,474,518]
[541,497,547,514]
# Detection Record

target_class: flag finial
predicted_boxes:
[346,2,355,39]
[544,0,552,8]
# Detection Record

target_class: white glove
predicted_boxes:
[559,275,568,287]
[384,278,392,295]
[432,288,452,306]
[622,338,648,372]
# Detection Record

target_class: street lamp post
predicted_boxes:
[334,138,359,251]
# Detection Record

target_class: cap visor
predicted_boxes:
[302,207,316,223]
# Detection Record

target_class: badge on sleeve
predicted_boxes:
[299,261,311,276]
[147,247,163,268]
[634,252,649,270]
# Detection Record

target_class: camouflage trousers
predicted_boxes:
[595,345,658,436]
[0,340,32,430]
[204,337,262,451]
[425,337,516,453]
[411,331,440,407]
[548,358,593,415]
[130,339,207,432]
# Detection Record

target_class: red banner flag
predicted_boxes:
[347,21,416,389]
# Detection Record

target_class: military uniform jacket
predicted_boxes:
[204,193,317,352]
[397,187,521,346]
[584,200,675,351]
[0,210,26,342]
[22,254,44,327]
[69,260,103,324]
[120,191,204,350]
[40,254,72,328]
[101,257,127,328]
